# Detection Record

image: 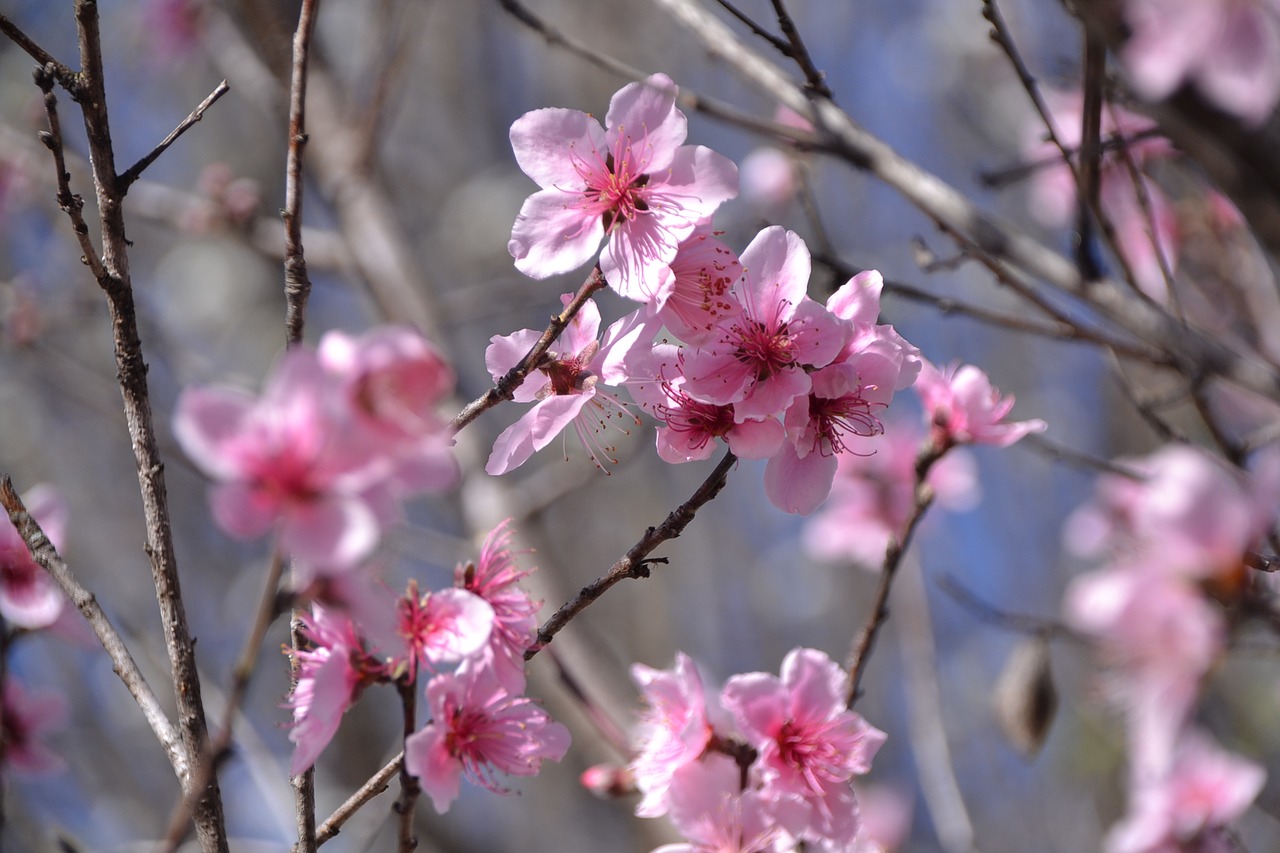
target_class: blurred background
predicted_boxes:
[1,0,1277,851]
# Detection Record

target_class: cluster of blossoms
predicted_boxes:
[0,483,70,779]
[498,75,933,515]
[286,521,569,811]
[175,325,459,572]
[1063,444,1278,851]
[612,648,885,853]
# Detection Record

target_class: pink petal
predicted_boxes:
[726,417,786,460]
[405,724,463,813]
[509,189,605,280]
[173,386,255,480]
[764,442,839,516]
[603,74,686,174]
[280,495,380,569]
[510,107,608,189]
[738,227,811,318]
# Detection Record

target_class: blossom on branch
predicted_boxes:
[508,74,738,302]
[0,483,67,630]
[404,667,570,813]
[915,360,1045,450]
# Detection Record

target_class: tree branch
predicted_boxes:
[118,80,230,193]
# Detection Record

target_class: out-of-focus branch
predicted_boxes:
[393,681,420,853]
[528,450,738,656]
[650,0,1280,407]
[0,477,188,781]
[846,445,943,708]
[68,1,228,847]
[449,267,607,434]
[118,80,231,193]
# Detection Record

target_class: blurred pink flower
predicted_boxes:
[1122,0,1280,124]
[175,348,382,568]
[507,74,738,302]
[721,648,885,847]
[1063,443,1277,585]
[286,604,382,774]
[2,679,67,776]
[1106,730,1265,853]
[852,783,914,853]
[455,520,541,693]
[803,420,979,570]
[319,325,459,508]
[404,668,570,813]
[629,652,715,818]
[739,147,799,212]
[915,360,1046,449]
[1065,568,1225,783]
[0,484,67,630]
[484,297,640,475]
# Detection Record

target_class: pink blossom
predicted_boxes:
[2,679,67,776]
[404,668,570,813]
[656,223,744,346]
[721,648,885,847]
[852,784,914,853]
[389,580,493,683]
[681,228,848,421]
[484,297,640,475]
[455,520,540,693]
[739,147,799,213]
[286,604,383,774]
[630,652,716,817]
[318,325,459,498]
[1064,568,1225,783]
[653,754,782,853]
[174,348,383,568]
[803,421,979,570]
[1106,730,1265,853]
[763,272,921,516]
[0,484,67,630]
[508,74,738,302]
[915,360,1046,449]
[1063,443,1277,584]
[1122,0,1280,125]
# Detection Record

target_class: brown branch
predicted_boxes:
[769,0,830,98]
[652,0,1280,406]
[448,267,607,434]
[118,80,231,193]
[528,450,738,656]
[32,64,107,284]
[0,14,78,92]
[714,0,790,53]
[845,445,943,708]
[0,477,188,780]
[155,548,289,853]
[69,0,228,847]
[316,753,402,846]
[283,0,321,347]
[394,681,420,853]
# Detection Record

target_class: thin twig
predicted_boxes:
[0,15,78,91]
[315,753,403,846]
[769,0,830,97]
[714,0,790,53]
[650,0,1280,406]
[528,450,738,656]
[32,64,106,283]
[154,548,289,853]
[69,0,228,846]
[0,478,187,778]
[283,0,321,347]
[935,573,1079,641]
[845,445,943,708]
[118,81,230,192]
[895,557,978,853]
[449,267,607,435]
[978,129,1164,188]
[394,681,420,853]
